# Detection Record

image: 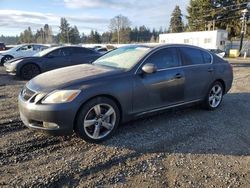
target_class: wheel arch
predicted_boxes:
[4,54,14,58]
[214,79,226,94]
[0,54,14,64]
[73,94,123,130]
[17,62,41,76]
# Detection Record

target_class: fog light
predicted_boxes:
[43,122,59,129]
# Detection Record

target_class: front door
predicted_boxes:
[43,48,72,71]
[133,47,185,113]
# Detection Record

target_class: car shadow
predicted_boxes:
[231,62,250,67]
[102,93,250,156]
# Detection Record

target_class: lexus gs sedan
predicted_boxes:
[4,46,101,79]
[19,44,233,142]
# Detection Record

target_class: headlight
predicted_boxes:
[34,93,46,103]
[42,90,81,104]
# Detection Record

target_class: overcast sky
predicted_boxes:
[0,0,189,36]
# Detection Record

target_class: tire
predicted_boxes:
[203,81,224,110]
[20,64,41,80]
[1,55,13,65]
[75,97,120,143]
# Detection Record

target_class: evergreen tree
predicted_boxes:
[69,26,81,44]
[44,24,53,43]
[187,0,250,38]
[81,32,87,43]
[19,27,33,43]
[169,6,184,33]
[87,30,101,43]
[59,18,70,43]
[101,32,112,43]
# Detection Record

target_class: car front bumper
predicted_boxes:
[18,93,77,136]
[4,62,16,75]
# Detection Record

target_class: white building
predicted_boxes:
[159,30,228,50]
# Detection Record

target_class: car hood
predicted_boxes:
[27,64,123,92]
[8,56,39,63]
[0,49,10,55]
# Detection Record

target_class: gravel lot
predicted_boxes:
[0,59,249,187]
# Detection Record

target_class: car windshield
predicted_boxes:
[33,47,59,57]
[93,46,151,70]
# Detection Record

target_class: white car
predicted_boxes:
[0,44,48,65]
[208,49,226,58]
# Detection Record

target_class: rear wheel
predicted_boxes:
[203,81,224,110]
[20,64,40,80]
[75,97,120,143]
[1,55,13,65]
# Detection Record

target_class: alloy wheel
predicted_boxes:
[83,103,116,140]
[209,84,223,108]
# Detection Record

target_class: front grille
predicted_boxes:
[21,86,36,101]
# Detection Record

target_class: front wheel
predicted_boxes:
[75,97,120,143]
[20,64,40,80]
[203,82,224,110]
[1,55,13,65]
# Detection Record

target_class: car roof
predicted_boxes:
[123,44,210,51]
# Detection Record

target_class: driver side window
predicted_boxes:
[17,45,33,51]
[144,47,180,70]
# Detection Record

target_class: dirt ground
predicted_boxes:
[0,59,249,188]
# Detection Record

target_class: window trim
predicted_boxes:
[143,47,181,71]
[179,46,213,67]
[135,45,213,75]
[135,46,182,74]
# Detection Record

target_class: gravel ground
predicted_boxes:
[0,59,249,188]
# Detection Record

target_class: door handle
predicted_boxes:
[175,73,183,79]
[208,67,214,72]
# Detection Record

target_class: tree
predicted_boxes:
[69,26,81,44]
[186,0,250,38]
[169,6,184,33]
[44,24,53,43]
[19,27,33,43]
[101,32,112,43]
[0,35,19,45]
[34,24,53,44]
[81,32,87,43]
[87,30,101,43]
[59,18,70,43]
[109,15,131,43]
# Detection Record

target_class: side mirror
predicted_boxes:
[141,63,157,74]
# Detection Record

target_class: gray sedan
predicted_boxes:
[18,44,233,142]
[4,46,101,79]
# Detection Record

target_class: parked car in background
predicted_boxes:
[0,43,6,51]
[4,46,101,79]
[0,44,48,65]
[209,49,226,58]
[95,47,108,54]
[18,44,233,143]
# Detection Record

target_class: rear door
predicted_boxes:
[179,47,214,101]
[70,47,101,65]
[133,47,185,113]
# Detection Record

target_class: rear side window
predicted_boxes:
[180,47,204,65]
[72,47,96,55]
[145,47,180,69]
[201,51,212,64]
